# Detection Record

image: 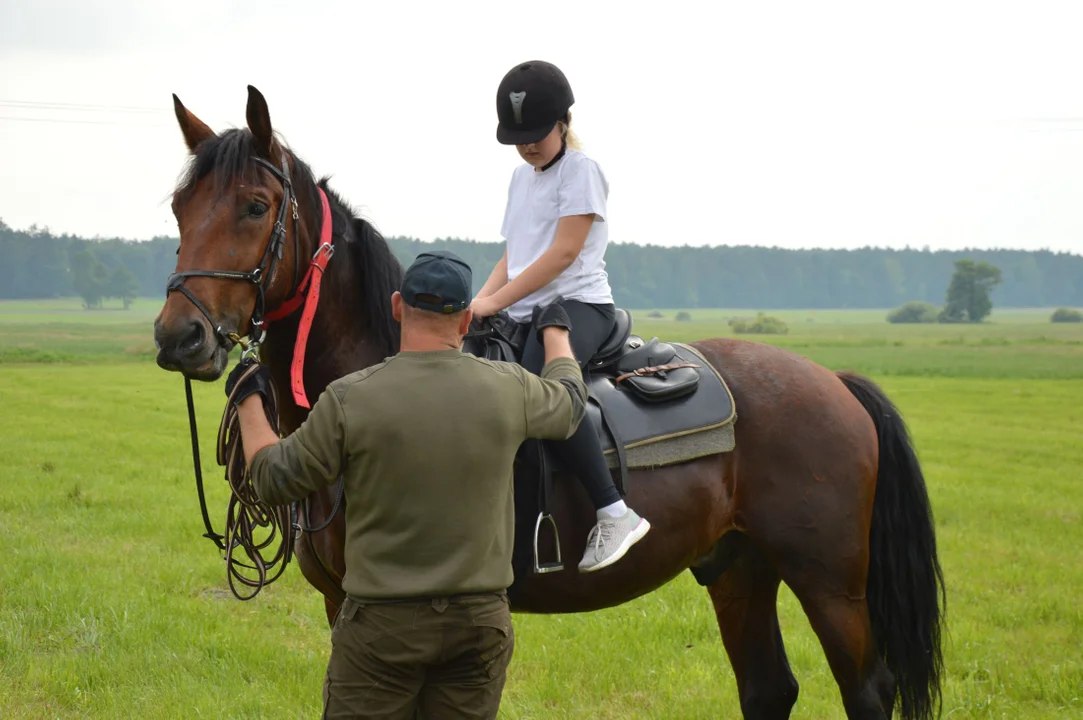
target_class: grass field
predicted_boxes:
[1,298,1081,718]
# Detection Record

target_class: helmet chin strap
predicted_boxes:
[539,138,567,172]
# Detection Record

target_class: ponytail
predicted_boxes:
[557,113,582,151]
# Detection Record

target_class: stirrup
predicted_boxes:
[532,512,563,574]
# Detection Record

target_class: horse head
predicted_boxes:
[154,86,316,380]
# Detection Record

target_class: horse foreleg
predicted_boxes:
[323,596,340,627]
[294,490,348,628]
[295,526,346,627]
[707,536,798,720]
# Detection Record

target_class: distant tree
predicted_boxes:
[109,264,141,309]
[729,313,788,334]
[70,248,109,308]
[887,301,938,324]
[92,262,110,305]
[1051,307,1083,323]
[939,259,1002,323]
[675,311,692,322]
[647,310,664,318]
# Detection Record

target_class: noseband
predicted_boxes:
[165,154,301,357]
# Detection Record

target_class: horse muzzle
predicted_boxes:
[154,315,229,380]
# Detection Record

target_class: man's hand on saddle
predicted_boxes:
[532,302,573,343]
[225,359,273,408]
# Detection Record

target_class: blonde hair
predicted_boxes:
[557,113,582,151]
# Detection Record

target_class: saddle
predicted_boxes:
[463,309,736,575]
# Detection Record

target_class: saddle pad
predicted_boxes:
[585,342,736,469]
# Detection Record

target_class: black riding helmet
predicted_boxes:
[495,60,575,146]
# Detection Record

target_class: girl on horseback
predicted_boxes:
[471,60,650,572]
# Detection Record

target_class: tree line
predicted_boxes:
[2,219,1082,309]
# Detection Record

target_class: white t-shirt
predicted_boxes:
[499,149,614,321]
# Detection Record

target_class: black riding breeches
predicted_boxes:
[520,300,622,509]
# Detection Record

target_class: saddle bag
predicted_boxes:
[612,338,700,403]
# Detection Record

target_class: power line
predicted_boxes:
[0,115,169,127]
[0,100,170,115]
[0,99,173,127]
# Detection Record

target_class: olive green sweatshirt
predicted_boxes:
[250,349,586,599]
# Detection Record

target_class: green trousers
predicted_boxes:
[323,591,514,720]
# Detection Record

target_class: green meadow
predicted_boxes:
[0,298,1081,718]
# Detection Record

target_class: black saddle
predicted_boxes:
[462,307,635,368]
[463,307,701,407]
[590,307,634,367]
[463,309,734,576]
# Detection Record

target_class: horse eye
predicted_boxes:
[248,201,269,217]
[175,245,180,256]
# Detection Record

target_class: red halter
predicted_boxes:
[263,187,335,409]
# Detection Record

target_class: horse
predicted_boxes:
[154,86,944,720]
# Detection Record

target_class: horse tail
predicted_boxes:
[836,371,945,720]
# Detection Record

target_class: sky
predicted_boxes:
[3,0,1083,253]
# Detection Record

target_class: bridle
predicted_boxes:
[166,154,300,359]
[166,151,344,599]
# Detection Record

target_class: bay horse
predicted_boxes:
[154,86,944,720]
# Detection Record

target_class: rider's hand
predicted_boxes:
[225,360,273,406]
[532,302,573,343]
[470,296,500,319]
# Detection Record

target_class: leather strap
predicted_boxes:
[297,476,345,534]
[170,284,231,346]
[185,376,226,550]
[615,361,701,385]
[271,188,335,408]
[539,140,567,172]
[535,440,552,518]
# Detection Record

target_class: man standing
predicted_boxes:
[228,250,588,719]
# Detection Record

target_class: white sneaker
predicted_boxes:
[578,510,651,573]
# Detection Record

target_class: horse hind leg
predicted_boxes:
[787,580,895,719]
[766,499,895,718]
[772,471,895,716]
[779,563,896,718]
[707,533,799,720]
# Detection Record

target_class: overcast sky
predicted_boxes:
[3,0,1083,253]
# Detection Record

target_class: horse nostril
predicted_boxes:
[178,321,206,354]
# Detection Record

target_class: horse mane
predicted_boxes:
[174,128,402,356]
[319,181,403,355]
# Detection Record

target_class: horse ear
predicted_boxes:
[246,85,274,158]
[172,94,215,153]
